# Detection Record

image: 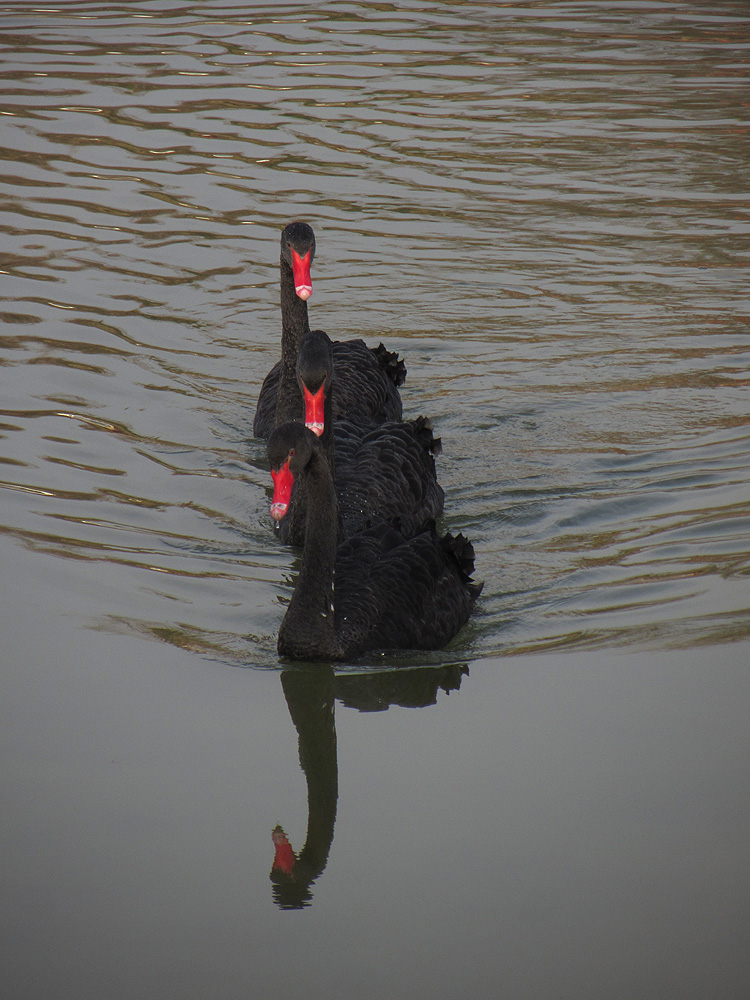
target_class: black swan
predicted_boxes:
[268,422,482,661]
[273,329,444,546]
[253,221,406,438]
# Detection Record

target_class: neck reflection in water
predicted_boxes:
[270,663,468,910]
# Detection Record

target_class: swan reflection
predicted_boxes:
[270,663,468,909]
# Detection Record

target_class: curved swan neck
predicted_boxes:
[280,253,310,362]
[278,448,342,661]
[276,255,311,425]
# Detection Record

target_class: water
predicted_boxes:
[1,2,749,997]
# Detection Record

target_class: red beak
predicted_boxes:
[270,458,294,520]
[290,248,312,301]
[271,826,296,874]
[303,383,326,437]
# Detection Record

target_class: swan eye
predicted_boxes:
[289,448,296,458]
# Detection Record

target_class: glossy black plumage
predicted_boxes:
[253,222,405,438]
[268,423,482,662]
[275,330,443,546]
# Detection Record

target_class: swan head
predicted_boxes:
[267,422,319,521]
[296,330,333,438]
[281,221,315,300]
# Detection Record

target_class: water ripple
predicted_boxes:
[1,0,749,664]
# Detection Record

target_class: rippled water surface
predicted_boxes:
[2,2,749,997]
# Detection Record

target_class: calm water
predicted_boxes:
[1,2,749,997]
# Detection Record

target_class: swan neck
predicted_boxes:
[276,256,310,425]
[280,254,310,363]
[278,449,342,660]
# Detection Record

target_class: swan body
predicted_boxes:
[253,222,405,438]
[268,423,481,662]
[274,329,444,546]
